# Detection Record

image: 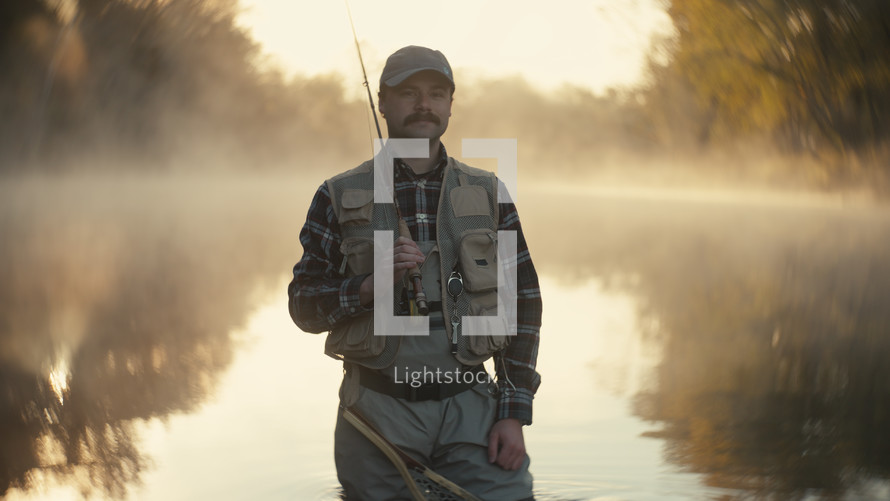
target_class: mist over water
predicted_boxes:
[0,173,308,498]
[524,186,890,498]
[1,169,889,499]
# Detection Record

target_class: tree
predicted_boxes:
[655,0,890,169]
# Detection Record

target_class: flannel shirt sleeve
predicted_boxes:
[288,183,372,333]
[495,200,543,426]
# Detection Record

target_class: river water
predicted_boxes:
[2,174,889,500]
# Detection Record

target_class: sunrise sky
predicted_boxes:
[235,0,674,96]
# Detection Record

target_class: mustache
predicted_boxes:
[403,113,441,126]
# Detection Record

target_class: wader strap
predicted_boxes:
[355,364,488,402]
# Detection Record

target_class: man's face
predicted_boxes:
[378,71,453,141]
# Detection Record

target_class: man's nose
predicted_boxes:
[414,93,432,110]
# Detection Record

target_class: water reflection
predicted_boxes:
[525,188,890,498]
[0,176,300,498]
[3,177,890,499]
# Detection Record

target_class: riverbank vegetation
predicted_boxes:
[2,0,888,192]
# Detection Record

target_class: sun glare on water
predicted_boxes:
[48,359,71,405]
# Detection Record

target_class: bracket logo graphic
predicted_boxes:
[372,138,518,339]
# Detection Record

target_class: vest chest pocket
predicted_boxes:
[466,291,511,356]
[339,189,374,226]
[339,237,374,276]
[458,229,498,292]
[450,185,490,217]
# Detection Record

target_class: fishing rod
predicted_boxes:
[345,1,382,141]
[345,0,429,316]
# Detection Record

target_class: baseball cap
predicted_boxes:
[379,45,454,89]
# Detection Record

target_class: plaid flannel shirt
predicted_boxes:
[288,146,542,425]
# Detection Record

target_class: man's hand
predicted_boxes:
[488,418,526,471]
[392,236,425,283]
[358,237,425,306]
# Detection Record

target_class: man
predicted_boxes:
[288,45,541,500]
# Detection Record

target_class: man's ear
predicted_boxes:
[377,89,387,111]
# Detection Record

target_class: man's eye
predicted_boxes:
[400,90,418,98]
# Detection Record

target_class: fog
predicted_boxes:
[522,186,890,496]
[4,0,888,191]
[3,0,890,498]
[0,173,309,496]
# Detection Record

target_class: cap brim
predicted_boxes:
[383,68,454,87]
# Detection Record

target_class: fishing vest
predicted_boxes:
[323,156,510,369]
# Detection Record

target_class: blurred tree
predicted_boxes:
[0,0,59,166]
[0,0,367,172]
[651,0,890,172]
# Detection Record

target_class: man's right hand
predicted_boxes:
[358,237,425,306]
[392,236,425,283]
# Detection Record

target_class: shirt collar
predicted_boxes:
[394,144,448,182]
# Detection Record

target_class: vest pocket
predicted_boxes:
[458,229,498,292]
[466,291,511,356]
[325,316,385,359]
[340,237,374,276]
[339,189,374,226]
[450,185,490,217]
